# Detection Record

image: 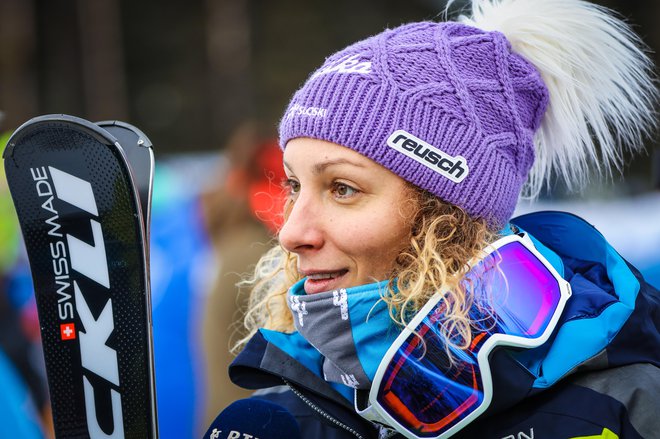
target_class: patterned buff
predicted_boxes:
[279,22,548,228]
[287,279,400,390]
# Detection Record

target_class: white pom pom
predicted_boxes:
[455,0,658,196]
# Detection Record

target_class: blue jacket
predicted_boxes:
[229,212,660,438]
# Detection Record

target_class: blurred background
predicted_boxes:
[0,0,658,438]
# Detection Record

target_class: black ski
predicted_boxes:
[3,114,158,439]
[96,120,154,239]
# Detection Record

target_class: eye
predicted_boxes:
[332,182,359,199]
[283,178,300,197]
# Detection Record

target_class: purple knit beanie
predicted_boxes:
[278,22,549,228]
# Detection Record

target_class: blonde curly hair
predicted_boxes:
[232,183,497,353]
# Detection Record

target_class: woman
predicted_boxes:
[229,0,660,437]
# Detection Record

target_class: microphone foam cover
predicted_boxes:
[203,398,300,439]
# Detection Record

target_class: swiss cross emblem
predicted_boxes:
[60,323,76,340]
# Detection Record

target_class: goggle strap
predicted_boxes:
[354,389,391,427]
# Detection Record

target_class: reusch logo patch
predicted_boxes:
[386,130,469,183]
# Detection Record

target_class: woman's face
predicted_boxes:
[280,138,413,294]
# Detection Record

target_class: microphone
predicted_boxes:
[202,398,301,439]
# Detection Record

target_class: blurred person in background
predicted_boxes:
[199,121,285,426]
[0,127,52,438]
[226,0,660,437]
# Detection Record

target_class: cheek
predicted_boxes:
[338,212,410,274]
[373,219,410,261]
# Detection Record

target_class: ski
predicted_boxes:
[96,120,154,240]
[3,114,158,439]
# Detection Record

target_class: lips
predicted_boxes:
[307,272,341,280]
[301,269,348,294]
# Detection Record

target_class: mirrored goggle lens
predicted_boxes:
[375,240,564,436]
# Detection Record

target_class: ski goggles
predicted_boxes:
[356,233,571,438]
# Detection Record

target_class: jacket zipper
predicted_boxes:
[282,378,367,439]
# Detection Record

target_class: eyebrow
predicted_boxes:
[284,158,366,175]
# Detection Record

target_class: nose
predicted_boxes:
[278,192,324,254]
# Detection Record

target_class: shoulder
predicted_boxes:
[458,363,659,439]
[571,362,660,392]
[569,363,660,438]
[526,363,660,438]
